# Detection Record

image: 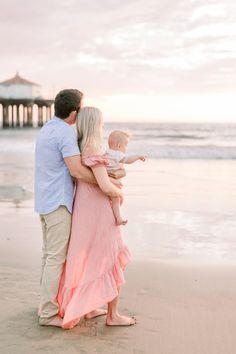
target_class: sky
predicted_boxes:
[0,0,236,122]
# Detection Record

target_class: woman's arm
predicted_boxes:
[91,165,123,199]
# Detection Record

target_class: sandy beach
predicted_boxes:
[1,132,236,353]
[1,258,236,354]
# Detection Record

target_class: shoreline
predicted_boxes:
[1,158,236,264]
[1,198,236,268]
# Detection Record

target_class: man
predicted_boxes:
[35,89,123,327]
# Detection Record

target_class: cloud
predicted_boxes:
[0,0,235,97]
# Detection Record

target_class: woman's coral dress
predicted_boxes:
[56,155,131,329]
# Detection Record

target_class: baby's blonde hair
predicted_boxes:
[108,130,131,149]
[76,106,103,152]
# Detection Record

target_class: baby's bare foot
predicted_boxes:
[106,314,136,326]
[116,216,128,226]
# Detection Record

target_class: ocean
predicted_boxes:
[0,122,236,262]
[0,122,236,159]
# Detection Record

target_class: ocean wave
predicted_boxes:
[133,145,236,159]
[1,124,236,159]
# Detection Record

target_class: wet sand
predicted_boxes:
[1,158,236,353]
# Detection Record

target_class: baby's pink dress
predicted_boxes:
[56,155,131,329]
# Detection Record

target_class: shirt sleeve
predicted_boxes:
[58,126,80,158]
[116,150,125,162]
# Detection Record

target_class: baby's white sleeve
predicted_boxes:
[118,151,126,162]
[122,154,129,163]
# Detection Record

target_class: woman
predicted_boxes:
[56,106,136,329]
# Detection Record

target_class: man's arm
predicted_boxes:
[64,155,97,184]
[64,155,123,186]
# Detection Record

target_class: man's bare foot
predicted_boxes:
[84,308,108,319]
[39,316,63,327]
[116,216,128,226]
[106,314,136,326]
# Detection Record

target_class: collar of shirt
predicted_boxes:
[53,116,69,125]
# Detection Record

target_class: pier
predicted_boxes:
[0,73,53,128]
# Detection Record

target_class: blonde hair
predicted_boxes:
[76,106,103,152]
[108,130,131,149]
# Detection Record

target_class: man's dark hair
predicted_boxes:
[54,89,84,119]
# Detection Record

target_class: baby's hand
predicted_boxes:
[139,156,146,162]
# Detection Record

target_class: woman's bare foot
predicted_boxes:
[84,308,108,319]
[106,314,136,326]
[116,216,128,226]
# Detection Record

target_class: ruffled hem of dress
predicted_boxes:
[57,245,132,329]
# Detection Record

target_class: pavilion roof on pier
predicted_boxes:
[0,73,40,87]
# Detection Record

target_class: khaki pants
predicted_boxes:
[38,206,71,325]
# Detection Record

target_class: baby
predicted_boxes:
[105,130,145,225]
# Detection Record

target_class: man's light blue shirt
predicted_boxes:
[34,116,80,214]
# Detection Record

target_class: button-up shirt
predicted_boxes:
[35,116,80,214]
